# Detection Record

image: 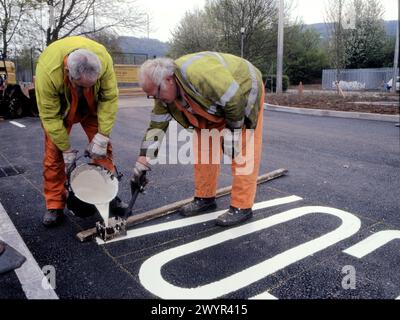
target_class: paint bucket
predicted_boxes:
[67,163,118,221]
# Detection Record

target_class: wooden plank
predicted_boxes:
[76,168,288,242]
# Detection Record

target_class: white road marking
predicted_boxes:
[343,230,400,300]
[343,230,400,259]
[0,202,58,299]
[139,206,361,299]
[9,121,26,128]
[249,292,278,300]
[97,196,303,244]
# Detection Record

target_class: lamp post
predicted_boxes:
[391,5,399,94]
[240,27,245,58]
[146,13,150,39]
[93,1,96,33]
[276,0,284,94]
[30,47,34,81]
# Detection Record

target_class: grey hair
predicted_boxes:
[139,58,176,89]
[67,49,101,82]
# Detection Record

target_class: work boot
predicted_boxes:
[178,197,217,217]
[42,209,65,228]
[110,196,129,218]
[215,206,253,227]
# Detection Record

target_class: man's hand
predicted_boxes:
[86,133,109,159]
[63,149,78,174]
[131,157,151,189]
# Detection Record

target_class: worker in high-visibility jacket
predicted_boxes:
[132,52,265,226]
[35,36,127,227]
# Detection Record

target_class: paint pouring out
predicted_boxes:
[95,203,110,227]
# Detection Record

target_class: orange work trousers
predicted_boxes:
[193,89,265,209]
[43,114,114,210]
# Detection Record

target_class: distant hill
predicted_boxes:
[114,21,396,59]
[305,20,398,39]
[116,36,169,58]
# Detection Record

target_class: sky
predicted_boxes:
[134,0,399,42]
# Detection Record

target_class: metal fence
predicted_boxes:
[111,52,148,65]
[322,68,399,91]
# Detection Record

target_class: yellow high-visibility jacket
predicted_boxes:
[140,52,264,158]
[35,36,118,151]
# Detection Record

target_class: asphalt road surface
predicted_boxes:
[0,96,399,299]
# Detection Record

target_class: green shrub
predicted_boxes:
[263,75,289,92]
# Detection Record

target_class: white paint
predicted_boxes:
[249,291,278,300]
[343,230,400,259]
[95,203,110,228]
[9,121,26,128]
[97,196,303,244]
[343,230,400,300]
[139,206,361,299]
[70,166,118,204]
[70,165,118,226]
[0,202,58,299]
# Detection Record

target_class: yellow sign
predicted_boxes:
[114,64,140,83]
[0,60,16,85]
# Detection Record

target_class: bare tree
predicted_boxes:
[0,0,33,57]
[169,9,221,58]
[205,0,278,60]
[325,0,348,87]
[26,0,146,47]
[86,29,122,54]
[169,0,280,71]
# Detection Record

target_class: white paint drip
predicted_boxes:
[343,230,400,259]
[139,206,361,299]
[97,196,303,245]
[95,203,110,228]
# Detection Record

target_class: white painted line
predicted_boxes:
[249,291,278,300]
[9,121,26,128]
[343,230,400,259]
[0,202,58,299]
[97,196,303,245]
[139,206,361,299]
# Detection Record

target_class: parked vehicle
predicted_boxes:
[0,51,38,119]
